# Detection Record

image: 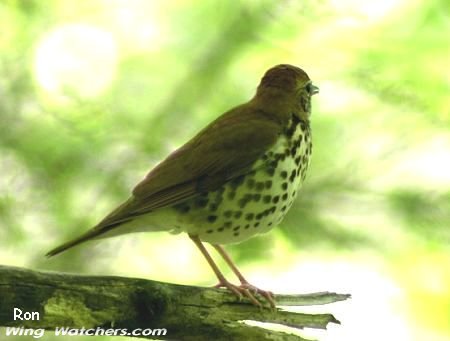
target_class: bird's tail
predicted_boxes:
[45,228,104,257]
[46,197,137,257]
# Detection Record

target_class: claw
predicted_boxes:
[214,280,275,308]
[241,282,276,308]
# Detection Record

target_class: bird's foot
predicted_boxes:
[240,281,276,309]
[213,280,276,309]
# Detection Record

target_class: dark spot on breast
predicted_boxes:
[285,114,301,137]
[255,213,263,220]
[227,191,236,200]
[263,195,271,203]
[290,146,297,157]
[255,182,265,191]
[265,166,276,176]
[224,210,232,218]
[233,225,241,231]
[195,197,209,208]
[265,180,272,189]
[247,178,255,189]
[209,203,218,212]
[206,229,213,234]
[245,213,254,221]
[272,195,280,203]
[238,194,253,208]
[281,205,287,212]
[295,156,302,165]
[244,224,250,229]
[207,215,217,223]
[230,175,246,188]
[254,222,260,228]
[217,227,224,232]
[224,221,232,229]
[282,193,288,201]
[233,232,240,236]
[238,199,246,209]
[280,171,288,179]
[253,194,261,201]
[234,211,242,219]
[289,170,297,182]
[282,182,288,190]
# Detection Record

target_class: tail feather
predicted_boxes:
[46,220,128,257]
[46,198,136,257]
[45,228,104,257]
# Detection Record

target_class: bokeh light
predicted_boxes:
[34,23,117,101]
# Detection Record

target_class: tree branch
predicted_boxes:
[0,265,350,340]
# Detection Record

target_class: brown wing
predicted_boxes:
[132,106,281,208]
[46,105,281,257]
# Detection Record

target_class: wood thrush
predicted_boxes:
[47,64,318,308]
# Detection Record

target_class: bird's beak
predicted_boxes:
[311,84,319,95]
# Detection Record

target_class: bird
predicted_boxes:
[46,64,319,308]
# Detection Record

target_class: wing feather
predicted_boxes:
[131,106,281,207]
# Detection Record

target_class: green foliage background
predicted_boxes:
[0,0,449,340]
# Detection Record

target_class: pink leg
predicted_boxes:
[212,244,276,308]
[189,235,262,307]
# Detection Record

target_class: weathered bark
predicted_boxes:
[0,265,350,340]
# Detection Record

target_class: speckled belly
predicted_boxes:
[171,120,312,244]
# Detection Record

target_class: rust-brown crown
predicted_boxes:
[257,64,311,94]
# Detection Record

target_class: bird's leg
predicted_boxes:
[188,234,262,307]
[212,244,276,308]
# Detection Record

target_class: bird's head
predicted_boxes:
[255,64,319,121]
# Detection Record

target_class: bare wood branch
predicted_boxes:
[0,265,350,340]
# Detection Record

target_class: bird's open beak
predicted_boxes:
[311,84,319,95]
